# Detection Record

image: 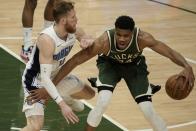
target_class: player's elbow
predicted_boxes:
[41,76,51,87]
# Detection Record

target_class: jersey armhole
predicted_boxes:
[106,31,111,56]
[136,27,141,52]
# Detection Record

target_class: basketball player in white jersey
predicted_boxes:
[21,1,95,131]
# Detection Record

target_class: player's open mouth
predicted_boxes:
[118,43,126,47]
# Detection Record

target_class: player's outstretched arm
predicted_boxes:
[139,31,195,87]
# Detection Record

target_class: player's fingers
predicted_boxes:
[72,112,79,120]
[44,99,49,105]
[30,94,42,102]
[27,96,32,103]
[70,112,79,122]
[31,93,40,99]
[67,112,79,124]
[30,95,40,103]
[178,71,185,77]
[32,99,39,104]
[64,116,70,124]
[31,90,44,98]
[30,91,39,97]
[27,95,35,101]
[26,97,36,104]
[184,80,188,90]
[30,90,36,93]
[187,76,194,92]
[188,77,194,89]
[191,75,195,83]
[67,115,76,124]
[187,83,193,94]
[180,75,188,89]
[187,73,194,85]
[27,95,31,99]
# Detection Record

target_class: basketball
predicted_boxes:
[165,74,193,100]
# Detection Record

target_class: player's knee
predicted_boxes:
[57,75,83,96]
[31,125,42,131]
[98,99,110,111]
[25,0,37,10]
[27,117,44,131]
[47,0,56,7]
[97,90,112,111]
[29,122,43,131]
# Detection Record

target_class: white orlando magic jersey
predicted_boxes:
[22,26,76,91]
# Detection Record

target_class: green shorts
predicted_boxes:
[96,55,152,100]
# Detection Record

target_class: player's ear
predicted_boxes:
[60,17,66,24]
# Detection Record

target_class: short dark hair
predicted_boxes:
[115,16,135,31]
[53,1,74,23]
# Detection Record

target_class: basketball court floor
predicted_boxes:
[0,0,196,131]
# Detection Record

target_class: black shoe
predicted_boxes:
[87,77,97,87]
[150,84,161,94]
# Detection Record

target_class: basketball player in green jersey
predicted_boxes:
[29,16,195,131]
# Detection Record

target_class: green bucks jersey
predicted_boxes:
[105,27,142,63]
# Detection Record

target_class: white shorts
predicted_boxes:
[22,74,84,117]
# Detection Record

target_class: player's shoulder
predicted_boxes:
[38,34,53,43]
[101,31,109,42]
[37,34,55,49]
[138,30,152,39]
[96,32,110,49]
[138,30,155,44]
[95,32,110,54]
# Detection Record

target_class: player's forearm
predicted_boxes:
[75,45,97,64]
[41,64,63,104]
[169,50,190,68]
[152,41,190,68]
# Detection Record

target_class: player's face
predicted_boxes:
[64,9,78,33]
[115,28,132,50]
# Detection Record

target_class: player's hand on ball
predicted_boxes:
[179,66,195,89]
